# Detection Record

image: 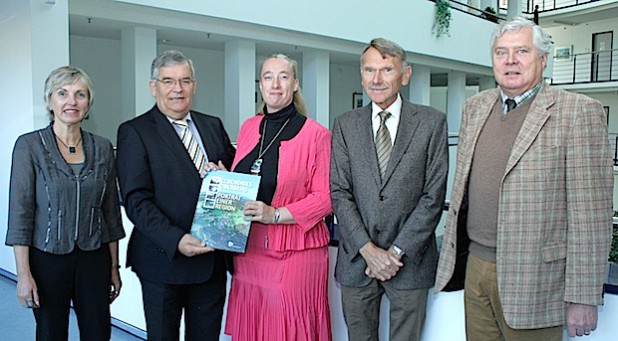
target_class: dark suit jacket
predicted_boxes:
[331,98,448,290]
[116,105,235,284]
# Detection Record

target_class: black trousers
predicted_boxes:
[30,246,112,341]
[140,274,227,341]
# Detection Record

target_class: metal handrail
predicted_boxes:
[429,0,503,23]
[551,48,618,85]
[498,0,602,13]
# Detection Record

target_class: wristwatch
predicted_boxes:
[392,244,404,256]
[272,208,281,224]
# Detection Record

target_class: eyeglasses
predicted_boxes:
[156,78,195,87]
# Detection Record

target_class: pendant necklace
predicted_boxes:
[251,117,291,175]
[54,133,82,154]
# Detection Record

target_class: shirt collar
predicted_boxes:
[166,112,193,125]
[372,94,402,119]
[500,82,542,108]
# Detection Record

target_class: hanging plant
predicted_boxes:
[433,0,452,38]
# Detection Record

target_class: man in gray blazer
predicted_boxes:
[331,38,448,341]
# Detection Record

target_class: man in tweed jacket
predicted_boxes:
[435,17,613,340]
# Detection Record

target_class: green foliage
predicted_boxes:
[433,0,452,38]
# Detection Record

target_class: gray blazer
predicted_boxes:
[331,99,448,289]
[6,124,125,254]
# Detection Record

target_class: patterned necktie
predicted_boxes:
[173,119,206,173]
[375,111,392,181]
[505,98,517,113]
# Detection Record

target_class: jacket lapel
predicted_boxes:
[191,112,215,161]
[504,85,554,176]
[356,105,383,187]
[151,106,197,170]
[467,91,499,155]
[381,101,420,186]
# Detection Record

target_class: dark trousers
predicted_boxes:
[341,280,428,341]
[140,275,227,341]
[30,246,112,341]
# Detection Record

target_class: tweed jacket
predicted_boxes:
[331,98,448,290]
[435,85,613,329]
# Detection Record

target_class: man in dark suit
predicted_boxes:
[331,38,448,341]
[116,50,235,341]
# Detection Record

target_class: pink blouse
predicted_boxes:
[232,114,332,251]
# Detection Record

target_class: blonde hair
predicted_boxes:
[257,53,308,116]
[44,66,94,120]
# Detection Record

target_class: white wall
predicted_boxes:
[71,33,474,145]
[430,86,481,116]
[71,37,227,144]
[115,0,495,69]
[167,46,226,126]
[71,35,123,142]
[70,38,227,143]
[545,17,617,56]
[70,36,379,141]
[328,63,363,129]
[0,0,70,273]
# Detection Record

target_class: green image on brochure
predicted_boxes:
[191,170,260,253]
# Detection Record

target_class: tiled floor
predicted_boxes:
[0,274,143,340]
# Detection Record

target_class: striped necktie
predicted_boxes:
[173,119,206,173]
[375,111,392,181]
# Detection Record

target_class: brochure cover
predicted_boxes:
[191,170,260,253]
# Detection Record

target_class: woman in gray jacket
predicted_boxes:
[6,66,125,340]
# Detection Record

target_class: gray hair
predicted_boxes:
[491,16,553,57]
[44,66,94,120]
[361,38,408,69]
[151,50,195,80]
[257,53,308,116]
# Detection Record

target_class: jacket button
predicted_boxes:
[450,242,455,248]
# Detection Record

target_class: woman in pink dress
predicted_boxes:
[224,53,332,340]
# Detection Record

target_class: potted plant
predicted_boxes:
[433,0,452,38]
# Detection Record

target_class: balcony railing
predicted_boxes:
[551,48,618,85]
[527,0,601,12]
[498,0,601,13]
[429,0,503,23]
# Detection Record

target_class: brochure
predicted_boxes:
[190,170,260,253]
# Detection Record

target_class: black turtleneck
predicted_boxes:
[235,102,306,205]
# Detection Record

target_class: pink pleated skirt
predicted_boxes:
[225,225,332,341]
